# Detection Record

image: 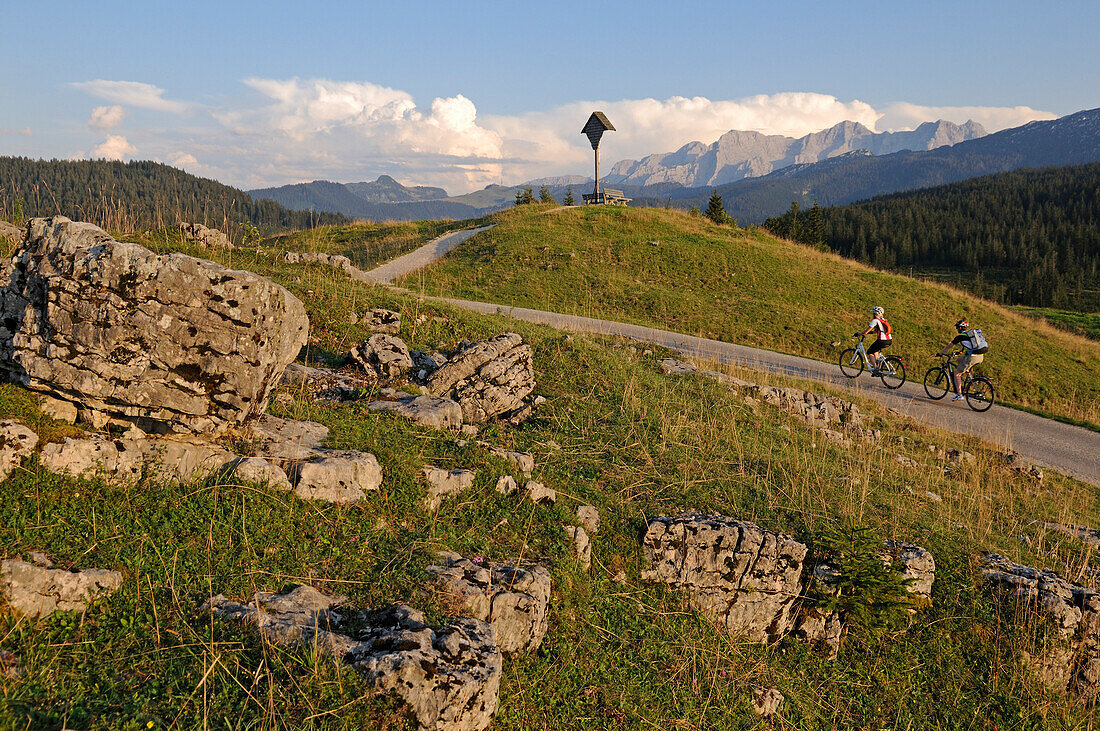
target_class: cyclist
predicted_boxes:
[937,319,989,401]
[855,306,892,373]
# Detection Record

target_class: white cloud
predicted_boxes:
[1,127,32,137]
[877,102,1057,132]
[71,80,191,114]
[88,105,126,130]
[92,135,137,160]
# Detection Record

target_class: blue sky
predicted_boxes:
[2,0,1097,192]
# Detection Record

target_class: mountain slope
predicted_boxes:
[676,107,1100,222]
[608,119,986,187]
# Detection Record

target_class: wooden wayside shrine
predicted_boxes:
[581,112,630,206]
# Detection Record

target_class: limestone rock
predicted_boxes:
[1,558,123,617]
[226,456,292,490]
[983,553,1100,702]
[0,220,22,244]
[524,480,555,505]
[288,452,382,503]
[494,475,517,495]
[39,394,78,423]
[40,433,236,485]
[283,251,356,276]
[0,217,308,434]
[367,394,463,430]
[411,350,447,381]
[751,687,784,717]
[347,334,412,379]
[576,505,600,534]
[483,444,534,475]
[884,540,935,600]
[565,525,592,569]
[642,513,807,642]
[426,553,552,655]
[179,222,233,249]
[1001,451,1044,482]
[946,448,976,466]
[1037,521,1100,549]
[0,419,38,481]
[426,333,536,423]
[365,308,401,334]
[245,414,329,460]
[422,466,476,511]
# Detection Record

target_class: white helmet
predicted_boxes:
[871,306,884,317]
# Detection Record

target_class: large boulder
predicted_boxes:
[0,217,308,434]
[367,394,464,430]
[179,222,233,250]
[39,433,236,485]
[0,418,38,481]
[426,333,535,423]
[983,554,1100,702]
[209,588,502,731]
[642,513,807,642]
[347,334,412,379]
[426,552,552,655]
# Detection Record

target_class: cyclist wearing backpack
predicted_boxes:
[937,319,989,401]
[855,306,892,374]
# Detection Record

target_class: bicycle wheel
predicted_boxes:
[879,356,907,389]
[923,367,950,399]
[839,349,863,378]
[965,377,995,412]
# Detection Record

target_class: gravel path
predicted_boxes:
[349,224,1098,486]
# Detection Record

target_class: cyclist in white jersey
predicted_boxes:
[855,306,892,373]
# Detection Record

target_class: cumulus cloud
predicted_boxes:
[0,127,32,137]
[92,135,137,160]
[877,102,1057,132]
[88,105,126,130]
[72,80,191,114]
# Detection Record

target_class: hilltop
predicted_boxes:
[405,205,1100,428]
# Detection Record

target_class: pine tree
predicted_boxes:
[705,190,732,225]
[563,186,575,206]
[539,185,555,204]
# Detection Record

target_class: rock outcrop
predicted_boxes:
[288,452,382,503]
[427,552,552,655]
[40,433,235,485]
[208,587,502,731]
[0,217,308,434]
[426,333,535,423]
[0,221,22,245]
[0,418,38,480]
[367,394,464,430]
[347,334,412,379]
[365,308,401,334]
[642,514,807,642]
[179,222,233,249]
[2,555,123,617]
[422,466,475,510]
[283,250,356,275]
[983,554,1100,702]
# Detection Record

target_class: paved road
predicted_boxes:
[348,224,1098,486]
[366,226,492,284]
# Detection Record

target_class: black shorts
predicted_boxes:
[867,339,891,355]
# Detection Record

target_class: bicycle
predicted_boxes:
[838,336,906,388]
[922,353,995,412]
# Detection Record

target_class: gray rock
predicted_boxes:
[225,456,292,490]
[983,553,1100,702]
[0,419,38,480]
[367,394,464,430]
[39,394,78,423]
[426,553,552,655]
[1001,451,1044,482]
[283,251,357,276]
[894,454,920,468]
[0,217,308,434]
[1,558,123,617]
[884,540,936,600]
[751,686,784,717]
[1036,521,1100,548]
[426,333,536,424]
[40,433,237,485]
[347,334,412,379]
[576,505,600,534]
[565,525,592,569]
[524,480,555,505]
[422,466,476,511]
[179,222,234,249]
[245,414,329,460]
[946,448,976,466]
[483,444,535,475]
[0,220,23,244]
[642,513,807,643]
[288,452,382,503]
[365,308,401,334]
[494,475,517,495]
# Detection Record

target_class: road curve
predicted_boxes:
[334,223,1097,486]
[425,296,1100,487]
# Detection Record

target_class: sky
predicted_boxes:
[2,0,1097,194]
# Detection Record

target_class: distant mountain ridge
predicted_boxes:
[666,107,1100,223]
[606,119,987,187]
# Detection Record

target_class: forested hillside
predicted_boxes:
[764,163,1100,311]
[0,157,347,238]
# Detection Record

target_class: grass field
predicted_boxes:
[2,226,1098,728]
[1012,305,1100,341]
[401,205,1100,428]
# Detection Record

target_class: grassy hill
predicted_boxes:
[4,223,1099,727]
[402,205,1100,428]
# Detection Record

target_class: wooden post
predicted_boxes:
[593,146,600,203]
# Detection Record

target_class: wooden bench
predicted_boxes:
[582,188,632,206]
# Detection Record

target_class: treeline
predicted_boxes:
[764,163,1100,311]
[0,157,348,241]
